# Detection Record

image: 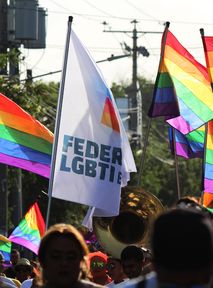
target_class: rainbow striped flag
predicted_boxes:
[168,125,205,159]
[148,24,213,135]
[9,202,45,254]
[200,30,213,211]
[0,92,53,178]
[0,235,11,262]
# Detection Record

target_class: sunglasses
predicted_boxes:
[91,261,105,269]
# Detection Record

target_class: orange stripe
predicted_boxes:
[0,111,53,143]
[206,51,213,67]
[163,45,210,86]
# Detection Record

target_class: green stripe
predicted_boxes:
[186,129,205,143]
[173,77,213,122]
[0,241,11,253]
[206,149,213,164]
[19,219,41,238]
[206,207,213,213]
[0,124,52,155]
[157,72,173,88]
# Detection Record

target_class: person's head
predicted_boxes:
[10,249,20,266]
[15,258,33,283]
[38,223,89,288]
[120,245,144,279]
[0,252,4,274]
[88,251,108,280]
[107,257,126,283]
[151,208,213,285]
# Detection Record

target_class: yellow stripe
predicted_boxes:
[164,58,213,107]
[207,135,213,150]
[164,45,210,86]
[0,111,53,143]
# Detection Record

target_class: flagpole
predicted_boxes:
[200,28,211,206]
[137,22,170,186]
[172,127,181,200]
[46,16,73,229]
[137,118,151,186]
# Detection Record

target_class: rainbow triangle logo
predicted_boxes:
[101,97,120,133]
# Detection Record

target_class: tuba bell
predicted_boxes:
[93,186,164,258]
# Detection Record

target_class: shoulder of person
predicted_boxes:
[0,276,18,288]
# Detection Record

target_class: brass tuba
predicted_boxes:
[93,186,164,258]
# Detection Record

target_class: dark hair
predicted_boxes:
[120,245,144,262]
[152,208,213,271]
[38,223,89,266]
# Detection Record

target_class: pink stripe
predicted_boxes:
[204,178,213,193]
[167,116,194,135]
[9,237,39,254]
[0,153,50,178]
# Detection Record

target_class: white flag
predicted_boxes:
[49,19,136,219]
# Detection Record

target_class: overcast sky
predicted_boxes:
[20,0,213,86]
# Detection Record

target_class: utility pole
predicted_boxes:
[0,0,8,236]
[103,20,161,140]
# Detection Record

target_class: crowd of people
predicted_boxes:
[0,198,212,288]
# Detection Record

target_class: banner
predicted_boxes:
[49,18,136,219]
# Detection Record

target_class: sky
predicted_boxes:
[20,0,213,87]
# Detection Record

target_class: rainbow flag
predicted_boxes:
[0,235,11,262]
[0,92,53,178]
[9,202,45,254]
[168,125,204,159]
[148,24,213,135]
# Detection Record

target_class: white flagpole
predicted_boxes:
[45,16,73,229]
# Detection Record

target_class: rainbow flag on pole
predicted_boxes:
[0,93,53,178]
[200,29,213,211]
[149,23,213,135]
[0,235,11,261]
[9,202,45,254]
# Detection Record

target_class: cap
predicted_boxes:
[16,258,32,267]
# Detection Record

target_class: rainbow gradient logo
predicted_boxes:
[101,96,120,133]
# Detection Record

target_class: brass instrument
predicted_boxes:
[93,186,164,258]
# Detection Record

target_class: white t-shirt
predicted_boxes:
[112,272,157,288]
[20,279,33,288]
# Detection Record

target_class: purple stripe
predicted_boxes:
[167,116,194,135]
[9,237,39,254]
[175,142,203,159]
[175,142,191,159]
[149,102,179,117]
[0,153,50,178]
[204,178,213,193]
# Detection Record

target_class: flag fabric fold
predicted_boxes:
[49,20,136,221]
[203,120,213,195]
[168,125,204,159]
[0,93,53,178]
[9,202,45,254]
[149,25,213,135]
[201,32,213,89]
